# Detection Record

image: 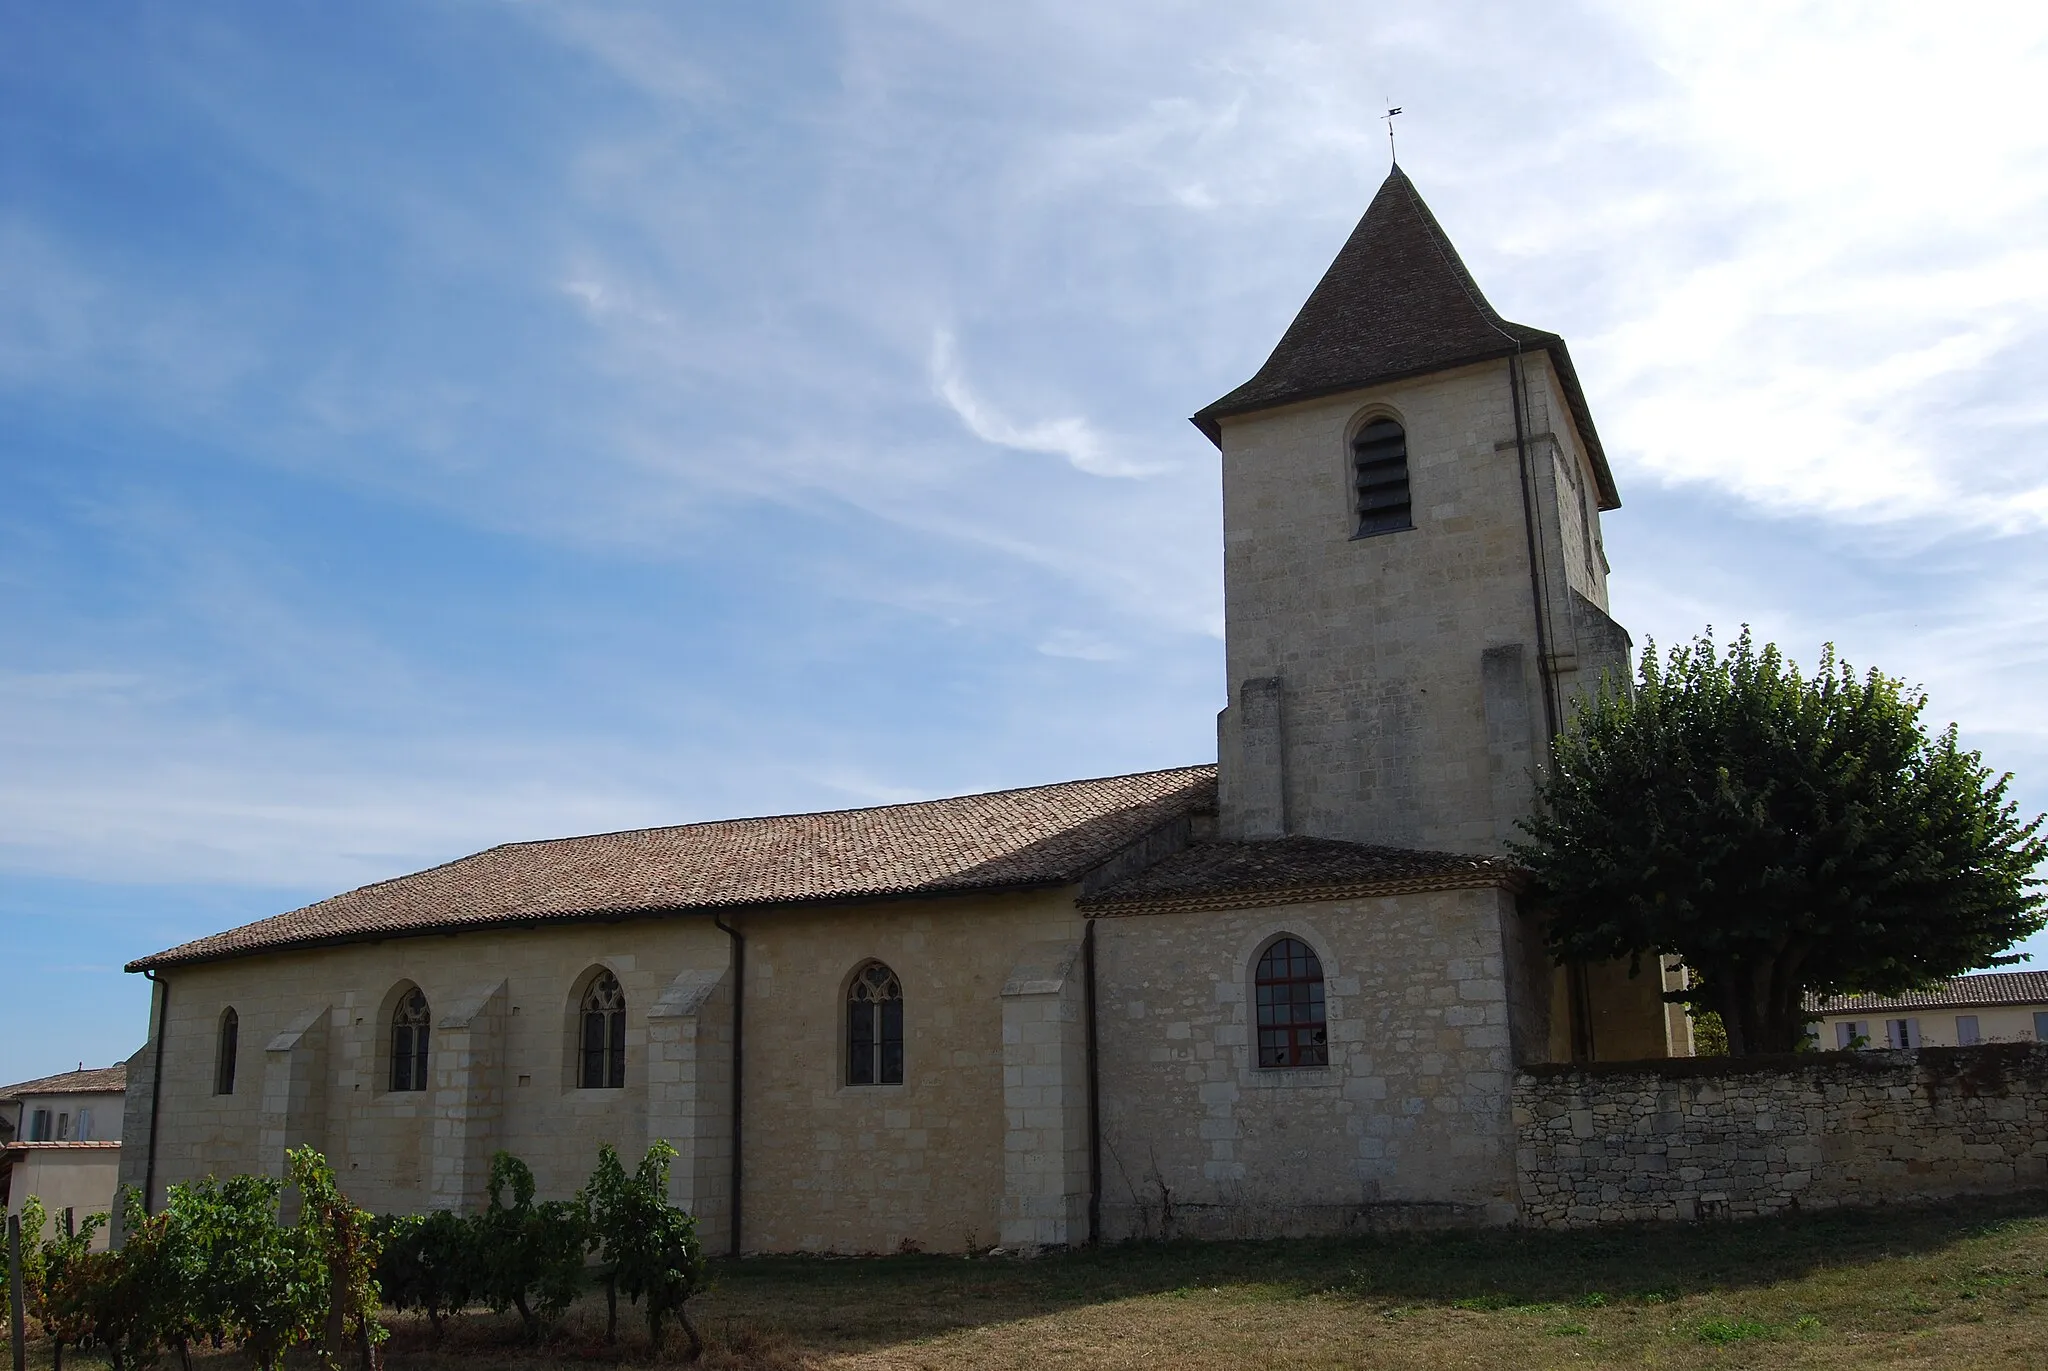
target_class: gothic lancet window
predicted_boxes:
[580,970,628,1089]
[1352,418,1412,536]
[390,987,431,1092]
[847,961,904,1086]
[1255,937,1329,1068]
[215,1007,239,1096]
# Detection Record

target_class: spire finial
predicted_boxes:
[1383,104,1403,165]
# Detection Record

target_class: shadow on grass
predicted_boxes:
[699,1189,2048,1353]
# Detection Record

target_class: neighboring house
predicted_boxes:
[1811,972,2048,1051]
[120,165,1683,1254]
[1,1063,128,1249]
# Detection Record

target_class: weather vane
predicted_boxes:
[1383,104,1403,164]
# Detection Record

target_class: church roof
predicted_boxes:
[0,1064,127,1102]
[126,766,1218,971]
[1191,165,1620,510]
[1079,835,1520,917]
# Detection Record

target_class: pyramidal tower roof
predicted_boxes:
[1193,165,1619,508]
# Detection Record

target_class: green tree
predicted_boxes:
[374,1209,476,1342]
[1513,629,2047,1055]
[584,1143,706,1358]
[286,1146,386,1371]
[475,1152,590,1342]
[0,1196,49,1330]
[178,1172,326,1371]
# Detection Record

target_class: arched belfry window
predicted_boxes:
[214,1008,239,1096]
[1255,937,1329,1068]
[847,962,904,1086]
[580,970,627,1090]
[1352,418,1412,537]
[390,987,431,1092]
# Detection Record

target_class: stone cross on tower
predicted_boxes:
[1193,166,1631,855]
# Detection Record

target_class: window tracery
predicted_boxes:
[390,986,431,1092]
[580,969,627,1089]
[847,961,904,1086]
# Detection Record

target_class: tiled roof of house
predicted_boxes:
[1191,165,1619,510]
[0,1064,127,1101]
[129,766,1219,971]
[1811,971,2048,1016]
[1078,835,1519,916]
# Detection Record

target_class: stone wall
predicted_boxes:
[121,886,1089,1257]
[1516,1045,2048,1227]
[1094,885,1528,1241]
[1214,355,1616,856]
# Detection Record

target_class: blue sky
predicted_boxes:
[4,2,2046,1084]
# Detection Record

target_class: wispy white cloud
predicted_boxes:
[928,330,1160,478]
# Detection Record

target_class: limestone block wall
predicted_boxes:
[123,886,1089,1256]
[1094,886,1527,1240]
[1214,360,1614,855]
[123,918,731,1217]
[733,889,1083,1255]
[1516,1046,2048,1227]
[998,939,1090,1250]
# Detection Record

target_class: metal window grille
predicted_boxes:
[215,1007,239,1096]
[847,962,904,1086]
[1352,419,1413,537]
[580,970,628,1089]
[390,987,431,1092]
[1255,937,1329,1069]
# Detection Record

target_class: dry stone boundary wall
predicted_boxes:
[1515,1044,2048,1227]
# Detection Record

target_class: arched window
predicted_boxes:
[390,987,431,1092]
[847,962,903,1086]
[580,970,627,1089]
[214,1007,239,1096]
[1352,418,1412,537]
[1255,937,1329,1068]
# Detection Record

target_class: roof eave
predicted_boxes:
[123,876,1085,974]
[1192,338,1621,511]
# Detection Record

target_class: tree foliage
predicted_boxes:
[585,1142,706,1358]
[474,1152,590,1343]
[12,1144,709,1360]
[373,1208,475,1341]
[1513,629,2047,1055]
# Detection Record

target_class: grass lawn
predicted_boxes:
[19,1192,2048,1369]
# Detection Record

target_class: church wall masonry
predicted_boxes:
[121,919,732,1242]
[1214,356,1619,858]
[1516,1046,2048,1227]
[1094,886,1528,1240]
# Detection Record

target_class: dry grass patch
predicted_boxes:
[697,1190,2048,1369]
[16,1192,2048,1369]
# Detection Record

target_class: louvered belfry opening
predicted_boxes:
[1352,418,1412,536]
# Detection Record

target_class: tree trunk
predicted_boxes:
[676,1304,702,1363]
[512,1292,536,1343]
[605,1276,617,1345]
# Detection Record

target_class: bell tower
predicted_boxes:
[1196,166,1631,855]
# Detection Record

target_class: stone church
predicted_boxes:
[120,166,1685,1253]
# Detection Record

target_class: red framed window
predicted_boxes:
[1255,937,1328,1068]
